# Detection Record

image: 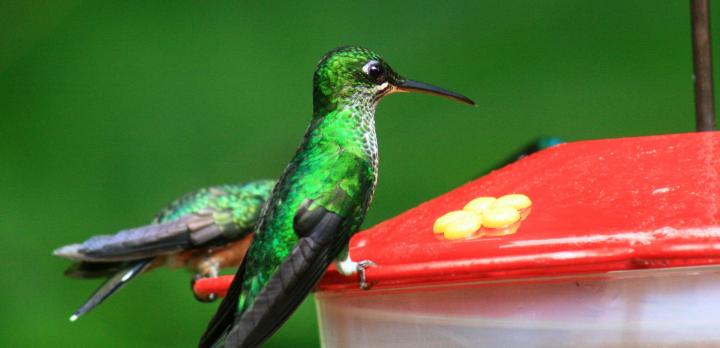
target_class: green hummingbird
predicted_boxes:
[54,180,275,320]
[199,46,475,348]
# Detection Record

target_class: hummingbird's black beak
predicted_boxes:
[395,79,475,106]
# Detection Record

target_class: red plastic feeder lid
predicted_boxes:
[317,131,720,292]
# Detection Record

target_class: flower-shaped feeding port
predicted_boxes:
[433,194,532,240]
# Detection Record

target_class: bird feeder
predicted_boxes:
[312,131,720,347]
[196,131,720,347]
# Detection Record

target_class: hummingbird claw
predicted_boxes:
[191,274,217,303]
[356,260,376,290]
[334,256,377,289]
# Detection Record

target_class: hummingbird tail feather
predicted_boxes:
[69,258,152,321]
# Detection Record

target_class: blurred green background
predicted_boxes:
[1,1,717,346]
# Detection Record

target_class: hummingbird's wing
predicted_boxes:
[226,203,349,348]
[56,181,275,264]
[55,181,276,321]
[55,181,275,262]
[54,209,241,321]
[200,199,352,348]
[54,209,241,262]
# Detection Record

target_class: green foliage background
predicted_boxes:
[1,1,716,346]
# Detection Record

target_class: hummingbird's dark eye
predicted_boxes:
[362,60,386,84]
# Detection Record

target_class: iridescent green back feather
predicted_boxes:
[154,180,276,232]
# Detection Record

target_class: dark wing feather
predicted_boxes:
[54,211,237,262]
[217,204,347,348]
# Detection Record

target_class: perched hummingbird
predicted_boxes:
[54,180,275,320]
[199,46,475,348]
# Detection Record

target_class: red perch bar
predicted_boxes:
[194,131,720,297]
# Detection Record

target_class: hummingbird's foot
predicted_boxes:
[191,274,217,303]
[335,256,377,290]
[356,260,377,290]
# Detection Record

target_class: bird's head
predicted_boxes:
[313,46,474,115]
